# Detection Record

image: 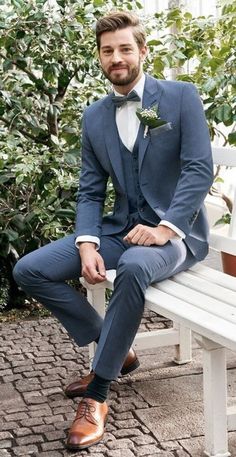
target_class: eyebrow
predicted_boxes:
[101,43,134,50]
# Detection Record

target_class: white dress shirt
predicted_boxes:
[76,73,185,249]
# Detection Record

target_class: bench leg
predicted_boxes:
[82,282,106,370]
[173,323,192,364]
[196,336,230,457]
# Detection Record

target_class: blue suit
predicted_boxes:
[13,75,213,380]
[76,75,213,260]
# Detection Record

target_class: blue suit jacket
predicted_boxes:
[76,74,214,260]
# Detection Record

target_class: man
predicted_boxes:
[13,10,213,451]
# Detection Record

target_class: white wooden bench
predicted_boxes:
[82,146,236,457]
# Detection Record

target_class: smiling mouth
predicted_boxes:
[110,67,128,72]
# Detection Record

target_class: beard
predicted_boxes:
[102,59,141,86]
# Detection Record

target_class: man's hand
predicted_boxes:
[123,224,177,246]
[79,242,106,285]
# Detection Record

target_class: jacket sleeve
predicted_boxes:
[75,110,109,239]
[163,83,214,235]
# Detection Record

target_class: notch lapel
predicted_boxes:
[138,75,164,170]
[103,95,126,191]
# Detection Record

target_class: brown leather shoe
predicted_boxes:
[66,397,108,450]
[64,347,139,398]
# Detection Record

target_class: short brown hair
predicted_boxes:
[96,11,146,50]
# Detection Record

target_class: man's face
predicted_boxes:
[99,27,147,92]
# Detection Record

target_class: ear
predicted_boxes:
[140,45,148,61]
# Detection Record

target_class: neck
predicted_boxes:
[113,72,143,95]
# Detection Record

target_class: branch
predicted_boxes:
[0,51,51,98]
[54,65,80,104]
[0,115,50,146]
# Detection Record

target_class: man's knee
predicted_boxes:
[117,249,146,283]
[13,254,38,287]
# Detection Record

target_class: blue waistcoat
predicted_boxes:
[119,138,160,229]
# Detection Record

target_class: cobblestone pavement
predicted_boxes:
[1,251,236,457]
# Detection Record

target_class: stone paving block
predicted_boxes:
[16,434,44,446]
[3,375,23,383]
[133,373,202,406]
[5,412,29,422]
[45,430,66,441]
[41,440,65,451]
[0,385,25,409]
[107,450,136,457]
[136,444,162,455]
[113,428,143,438]
[160,440,182,451]
[107,438,135,450]
[0,421,19,431]
[44,414,64,425]
[0,440,13,449]
[37,453,63,457]
[14,428,32,437]
[132,435,156,445]
[135,403,204,441]
[0,432,13,440]
[21,417,44,427]
[13,444,39,455]
[179,432,236,457]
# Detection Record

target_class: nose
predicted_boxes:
[111,49,122,64]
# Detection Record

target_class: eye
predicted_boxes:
[102,49,112,55]
[122,47,132,53]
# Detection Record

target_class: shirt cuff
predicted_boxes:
[75,235,100,250]
[158,220,186,239]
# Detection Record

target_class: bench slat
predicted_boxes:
[172,271,236,306]
[145,286,236,351]
[153,279,236,324]
[190,264,236,290]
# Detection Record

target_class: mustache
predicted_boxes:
[108,64,128,71]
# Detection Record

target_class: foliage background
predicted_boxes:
[0,0,235,310]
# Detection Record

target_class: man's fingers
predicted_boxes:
[96,256,106,278]
[83,269,105,284]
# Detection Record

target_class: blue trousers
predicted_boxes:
[13,233,197,380]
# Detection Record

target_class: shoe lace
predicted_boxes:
[76,400,98,425]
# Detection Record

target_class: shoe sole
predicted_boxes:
[66,434,104,450]
[64,387,88,399]
[120,357,140,376]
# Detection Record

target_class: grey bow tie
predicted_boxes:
[112,90,141,107]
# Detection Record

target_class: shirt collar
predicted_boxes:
[113,73,145,100]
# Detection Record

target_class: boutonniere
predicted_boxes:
[136,105,169,138]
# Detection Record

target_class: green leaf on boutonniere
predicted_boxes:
[136,106,167,128]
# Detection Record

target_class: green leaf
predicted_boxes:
[16,30,26,39]
[50,134,60,146]
[3,59,14,72]
[153,58,164,73]
[214,104,232,122]
[147,39,162,46]
[2,228,19,242]
[228,131,236,145]
[93,0,104,6]
[174,50,186,60]
[215,177,224,183]
[214,213,231,226]
[16,57,28,69]
[203,78,217,93]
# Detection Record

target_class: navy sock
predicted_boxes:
[84,373,111,403]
